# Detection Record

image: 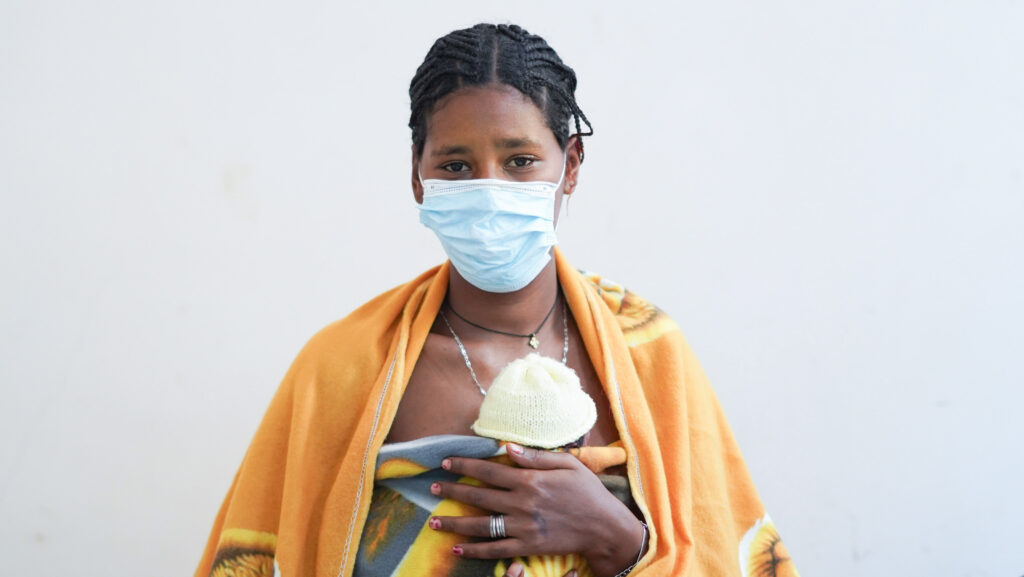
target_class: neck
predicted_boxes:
[446,260,559,335]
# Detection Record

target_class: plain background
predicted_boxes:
[2,2,1022,576]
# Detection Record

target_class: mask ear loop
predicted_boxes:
[554,150,568,190]
[416,161,426,193]
[558,149,571,220]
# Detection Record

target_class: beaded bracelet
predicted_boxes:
[612,521,648,577]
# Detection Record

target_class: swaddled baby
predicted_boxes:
[358,355,630,577]
[469,353,632,577]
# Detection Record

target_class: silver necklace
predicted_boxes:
[447,293,558,350]
[439,298,569,396]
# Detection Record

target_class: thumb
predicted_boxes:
[503,561,525,577]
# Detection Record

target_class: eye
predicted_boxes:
[507,156,536,169]
[441,161,470,173]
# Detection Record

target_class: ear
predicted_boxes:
[564,135,583,196]
[411,144,424,204]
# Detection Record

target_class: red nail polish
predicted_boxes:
[508,443,524,455]
[429,517,440,530]
[452,545,463,556]
[441,458,451,470]
[430,482,440,495]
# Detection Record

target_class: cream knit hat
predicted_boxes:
[472,353,597,449]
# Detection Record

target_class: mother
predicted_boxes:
[196,23,797,577]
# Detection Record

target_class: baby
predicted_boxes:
[469,353,634,577]
[472,352,596,450]
[360,354,630,577]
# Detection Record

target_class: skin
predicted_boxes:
[385,84,647,577]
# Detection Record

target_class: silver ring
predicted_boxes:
[489,514,507,539]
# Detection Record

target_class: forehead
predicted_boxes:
[424,84,558,150]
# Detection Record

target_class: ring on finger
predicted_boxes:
[489,513,507,539]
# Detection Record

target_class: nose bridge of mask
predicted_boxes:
[418,150,569,191]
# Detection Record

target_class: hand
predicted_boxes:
[429,443,645,577]
[501,561,578,577]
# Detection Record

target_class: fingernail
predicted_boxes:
[441,458,451,470]
[452,545,463,556]
[508,443,524,455]
[430,482,441,495]
[428,517,441,530]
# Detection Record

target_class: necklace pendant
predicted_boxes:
[528,334,540,349]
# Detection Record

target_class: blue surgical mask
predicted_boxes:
[417,159,565,293]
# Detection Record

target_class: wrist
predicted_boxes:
[584,515,647,577]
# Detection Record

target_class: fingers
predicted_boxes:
[430,480,515,513]
[453,537,525,560]
[504,443,581,471]
[441,447,580,493]
[430,513,523,539]
[442,455,521,488]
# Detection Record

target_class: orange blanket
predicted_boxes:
[195,248,799,577]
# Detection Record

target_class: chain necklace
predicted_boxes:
[446,292,558,350]
[439,298,569,396]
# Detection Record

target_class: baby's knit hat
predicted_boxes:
[472,353,597,449]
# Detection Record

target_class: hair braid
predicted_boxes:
[409,23,593,160]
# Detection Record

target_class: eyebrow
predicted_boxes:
[496,137,541,149]
[433,144,471,156]
[430,137,542,157]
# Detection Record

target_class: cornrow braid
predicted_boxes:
[409,23,593,161]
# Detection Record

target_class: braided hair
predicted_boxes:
[409,23,593,161]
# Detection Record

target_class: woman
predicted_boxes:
[196,23,798,577]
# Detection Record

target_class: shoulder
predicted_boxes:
[287,265,443,387]
[575,269,681,348]
[576,270,722,414]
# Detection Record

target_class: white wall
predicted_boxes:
[2,2,1021,576]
